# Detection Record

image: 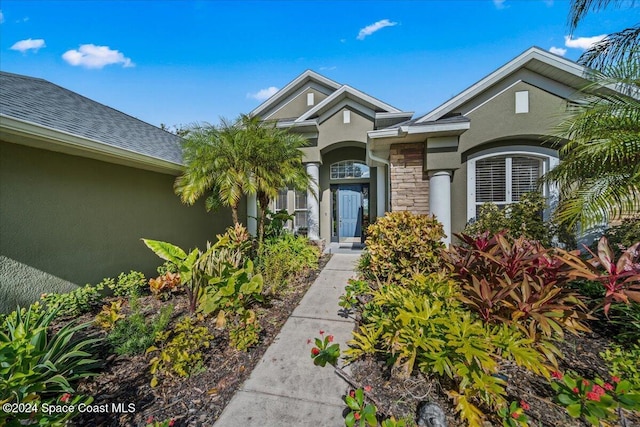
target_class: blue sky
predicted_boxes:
[0,1,635,129]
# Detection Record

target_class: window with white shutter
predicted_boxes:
[472,155,542,214]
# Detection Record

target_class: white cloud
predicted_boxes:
[10,38,45,53]
[0,10,4,24]
[247,86,278,101]
[549,46,567,56]
[493,0,507,9]
[62,44,134,69]
[357,19,397,40]
[564,34,607,50]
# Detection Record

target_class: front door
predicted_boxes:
[338,185,362,242]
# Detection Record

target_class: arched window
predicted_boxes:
[330,160,369,180]
[467,148,559,221]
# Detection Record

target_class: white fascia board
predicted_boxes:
[416,47,589,123]
[0,115,183,175]
[375,111,414,119]
[250,70,341,118]
[403,121,470,135]
[368,128,403,138]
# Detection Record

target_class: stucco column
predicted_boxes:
[246,193,257,236]
[306,162,320,240]
[376,165,386,217]
[429,170,452,245]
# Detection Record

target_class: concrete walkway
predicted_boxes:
[214,253,359,427]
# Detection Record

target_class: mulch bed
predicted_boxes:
[348,328,640,426]
[60,254,331,427]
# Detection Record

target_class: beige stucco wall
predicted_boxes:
[0,141,236,294]
[430,81,566,235]
[267,88,329,121]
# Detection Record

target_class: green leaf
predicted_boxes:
[345,412,356,427]
[558,393,578,406]
[345,396,360,411]
[142,239,187,264]
[566,403,582,418]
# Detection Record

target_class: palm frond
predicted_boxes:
[568,0,636,31]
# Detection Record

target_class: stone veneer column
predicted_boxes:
[429,171,452,245]
[306,162,320,240]
[389,143,429,214]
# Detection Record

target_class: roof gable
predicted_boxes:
[416,47,592,123]
[249,70,342,120]
[296,85,402,123]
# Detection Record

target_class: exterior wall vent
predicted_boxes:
[515,91,529,114]
[343,110,351,124]
[307,93,314,106]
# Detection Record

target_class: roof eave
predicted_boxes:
[0,114,184,175]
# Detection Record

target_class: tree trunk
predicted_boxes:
[231,204,239,226]
[257,191,270,244]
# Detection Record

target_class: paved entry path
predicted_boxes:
[214,253,359,427]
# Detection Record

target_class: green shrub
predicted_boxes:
[199,260,264,318]
[107,298,173,356]
[157,260,178,275]
[464,192,551,245]
[110,270,146,297]
[601,343,640,391]
[0,304,100,426]
[258,234,319,295]
[41,282,105,318]
[147,316,213,387]
[361,211,444,283]
[228,309,261,351]
[344,272,549,427]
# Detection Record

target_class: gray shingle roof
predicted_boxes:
[0,71,183,165]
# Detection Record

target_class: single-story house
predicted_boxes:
[249,46,597,245]
[0,71,235,311]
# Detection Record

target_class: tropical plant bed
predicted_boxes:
[56,254,331,427]
[347,328,640,426]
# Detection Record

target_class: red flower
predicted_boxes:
[511,412,520,419]
[354,412,361,420]
[146,416,154,424]
[572,387,579,394]
[551,371,563,380]
[520,400,530,411]
[349,390,355,398]
[582,379,590,386]
[311,347,320,356]
[327,335,334,343]
[604,382,614,391]
[611,376,621,383]
[592,385,605,396]
[319,330,325,335]
[60,393,71,403]
[168,420,175,427]
[364,385,372,393]
[586,391,601,401]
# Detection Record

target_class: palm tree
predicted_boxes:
[544,56,640,229]
[542,1,640,230]
[568,0,639,69]
[174,115,313,240]
[240,115,314,241]
[174,119,256,225]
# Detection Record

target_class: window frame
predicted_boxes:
[467,148,559,221]
[329,160,370,180]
